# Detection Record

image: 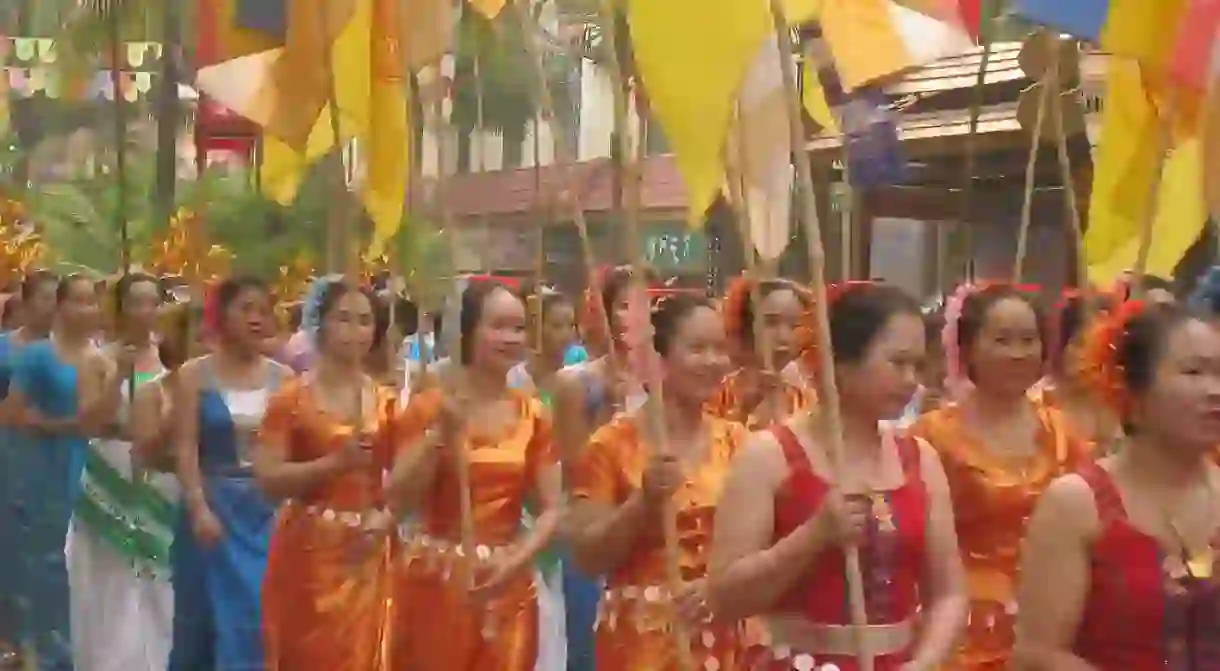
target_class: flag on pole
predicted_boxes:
[1172,0,1220,220]
[735,36,794,260]
[819,0,976,91]
[627,0,821,227]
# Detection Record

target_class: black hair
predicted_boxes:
[314,281,382,351]
[213,276,268,336]
[956,285,1047,380]
[829,284,922,366]
[651,294,716,356]
[601,266,656,327]
[459,281,521,365]
[113,272,159,317]
[1116,303,1200,433]
[158,305,193,370]
[1140,275,1175,295]
[394,295,419,337]
[541,291,573,321]
[21,270,57,301]
[738,280,803,345]
[1055,293,1116,366]
[56,273,95,303]
[923,309,945,351]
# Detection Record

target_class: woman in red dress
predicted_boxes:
[709,283,967,670]
[1014,300,1220,670]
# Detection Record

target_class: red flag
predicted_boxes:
[1172,0,1220,90]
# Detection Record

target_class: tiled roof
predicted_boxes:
[442,154,687,218]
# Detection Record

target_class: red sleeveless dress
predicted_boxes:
[748,426,927,670]
[1073,464,1220,670]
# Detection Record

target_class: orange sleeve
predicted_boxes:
[259,380,301,458]
[570,423,627,505]
[525,400,557,483]
[394,389,441,455]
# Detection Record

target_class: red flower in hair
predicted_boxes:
[1079,299,1148,419]
[723,276,753,346]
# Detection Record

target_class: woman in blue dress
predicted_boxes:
[0,271,57,662]
[7,273,111,670]
[169,276,289,670]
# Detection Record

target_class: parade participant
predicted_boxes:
[709,283,966,671]
[389,280,561,670]
[514,289,581,671]
[257,279,401,670]
[169,277,289,670]
[1,294,22,331]
[911,283,1087,670]
[1036,292,1120,451]
[129,301,193,473]
[568,294,743,670]
[67,272,178,671]
[0,270,54,657]
[8,273,111,670]
[553,266,652,670]
[1013,300,1220,669]
[708,276,812,430]
[895,309,947,427]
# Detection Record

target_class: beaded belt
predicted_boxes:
[295,503,393,531]
[597,584,737,664]
[760,614,915,665]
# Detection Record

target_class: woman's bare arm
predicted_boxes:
[567,493,656,577]
[252,388,349,501]
[707,432,833,620]
[553,368,592,482]
[907,439,968,668]
[1011,474,1099,671]
[131,380,174,472]
[172,360,208,515]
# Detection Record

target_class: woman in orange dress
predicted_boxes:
[709,283,966,671]
[255,280,401,670]
[388,280,562,671]
[708,276,812,430]
[1034,291,1120,451]
[911,284,1088,670]
[567,294,744,671]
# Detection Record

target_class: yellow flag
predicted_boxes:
[801,57,838,133]
[469,0,507,19]
[1088,138,1207,286]
[1083,59,1162,270]
[628,0,820,226]
[1100,0,1189,70]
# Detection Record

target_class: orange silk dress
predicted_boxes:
[260,379,402,671]
[706,368,813,431]
[393,388,554,671]
[570,415,747,671]
[911,401,1089,670]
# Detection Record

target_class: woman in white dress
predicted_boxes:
[67,274,179,671]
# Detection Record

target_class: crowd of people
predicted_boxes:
[0,265,1217,671]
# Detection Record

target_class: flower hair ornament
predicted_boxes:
[941,280,1041,401]
[1079,299,1147,420]
[302,274,344,345]
[793,280,871,381]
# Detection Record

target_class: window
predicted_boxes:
[643,117,670,156]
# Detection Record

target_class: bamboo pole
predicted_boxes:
[427,65,477,587]
[502,0,620,398]
[1047,42,1088,296]
[1013,35,1053,283]
[769,3,873,669]
[589,2,692,666]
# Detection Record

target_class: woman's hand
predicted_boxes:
[673,579,712,624]
[333,434,375,472]
[189,503,225,549]
[815,492,871,547]
[468,553,527,605]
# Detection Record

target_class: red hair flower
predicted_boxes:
[1078,299,1147,419]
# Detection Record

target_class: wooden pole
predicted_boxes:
[769,3,873,669]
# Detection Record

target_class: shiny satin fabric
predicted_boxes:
[911,400,1088,670]
[705,368,813,431]
[571,415,747,671]
[260,379,401,671]
[393,389,555,671]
